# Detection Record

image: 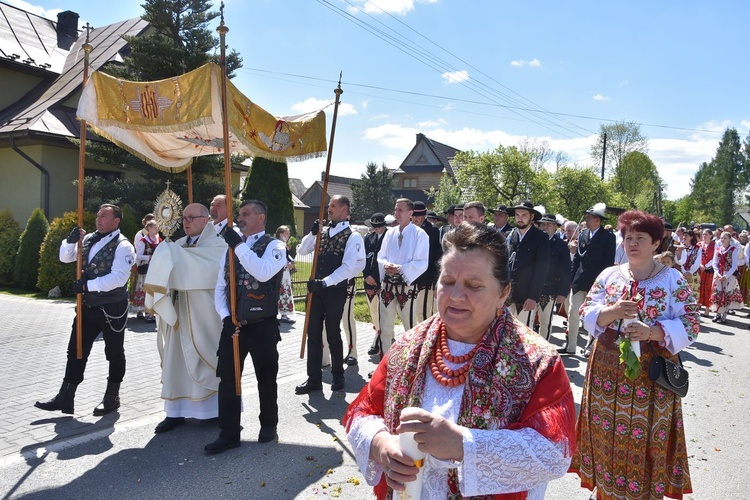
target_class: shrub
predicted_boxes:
[241,157,297,236]
[0,210,22,285]
[37,211,96,295]
[119,204,141,244]
[13,208,49,290]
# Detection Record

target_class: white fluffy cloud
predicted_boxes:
[593,94,610,101]
[441,70,469,83]
[510,58,541,67]
[291,97,357,116]
[5,0,59,19]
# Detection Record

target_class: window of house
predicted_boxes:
[403,178,417,188]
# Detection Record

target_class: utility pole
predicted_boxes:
[601,132,607,180]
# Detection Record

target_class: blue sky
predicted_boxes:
[9,0,750,203]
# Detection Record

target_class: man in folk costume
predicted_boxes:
[204,200,286,454]
[536,213,571,341]
[377,198,429,353]
[439,204,460,242]
[489,203,514,234]
[364,213,389,357]
[656,221,677,254]
[295,195,365,395]
[505,201,550,327]
[410,201,443,324]
[209,194,241,236]
[144,203,225,434]
[563,203,616,356]
[35,204,136,416]
[461,201,486,224]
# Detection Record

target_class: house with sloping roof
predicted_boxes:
[300,173,356,229]
[392,133,461,205]
[0,4,149,224]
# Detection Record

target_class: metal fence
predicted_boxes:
[289,251,364,299]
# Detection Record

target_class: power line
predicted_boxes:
[240,67,728,136]
[312,0,585,139]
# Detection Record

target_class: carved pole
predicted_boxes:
[75,24,93,359]
[300,74,343,358]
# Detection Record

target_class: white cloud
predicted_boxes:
[741,120,750,132]
[346,0,415,15]
[510,59,542,68]
[291,97,357,116]
[441,70,469,83]
[688,119,731,141]
[4,0,59,19]
[417,118,447,128]
[620,80,630,87]
[361,99,370,110]
[593,94,610,101]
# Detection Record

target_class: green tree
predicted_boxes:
[37,211,96,295]
[0,210,22,285]
[552,166,614,221]
[453,145,538,208]
[424,173,462,214]
[611,151,663,211]
[13,209,49,290]
[241,156,296,235]
[590,120,648,178]
[351,162,395,221]
[689,128,749,224]
[105,0,242,81]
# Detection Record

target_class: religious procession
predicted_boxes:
[2,2,747,499]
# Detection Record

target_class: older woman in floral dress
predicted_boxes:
[344,222,576,499]
[570,210,699,500]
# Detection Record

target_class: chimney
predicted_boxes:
[416,132,425,143]
[57,11,80,50]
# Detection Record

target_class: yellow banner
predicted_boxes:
[78,63,327,172]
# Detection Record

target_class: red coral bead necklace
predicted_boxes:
[429,322,481,387]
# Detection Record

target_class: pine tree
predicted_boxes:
[351,162,395,221]
[241,157,296,235]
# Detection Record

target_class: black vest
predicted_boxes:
[81,232,129,306]
[315,225,352,288]
[224,234,282,321]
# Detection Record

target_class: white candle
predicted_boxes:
[398,428,426,500]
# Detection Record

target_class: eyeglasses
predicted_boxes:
[182,215,207,222]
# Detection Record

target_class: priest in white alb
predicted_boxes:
[145,203,226,433]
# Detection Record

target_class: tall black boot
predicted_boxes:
[93,381,120,416]
[35,382,77,414]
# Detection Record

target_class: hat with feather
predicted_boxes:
[585,202,608,220]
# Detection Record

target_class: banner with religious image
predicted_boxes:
[77,63,327,172]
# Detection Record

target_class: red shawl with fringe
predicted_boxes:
[343,311,576,499]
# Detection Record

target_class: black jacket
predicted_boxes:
[507,225,550,304]
[363,230,384,284]
[571,227,616,293]
[542,233,572,297]
[414,220,443,286]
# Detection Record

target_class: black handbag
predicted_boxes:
[647,343,689,398]
[137,263,150,275]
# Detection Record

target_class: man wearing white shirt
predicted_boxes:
[205,200,287,454]
[35,204,136,416]
[295,195,365,395]
[377,198,429,354]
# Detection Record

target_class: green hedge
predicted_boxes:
[0,210,22,285]
[13,208,49,290]
[37,211,96,295]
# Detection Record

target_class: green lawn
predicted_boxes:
[0,285,64,300]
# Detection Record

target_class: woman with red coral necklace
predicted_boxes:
[344,222,576,499]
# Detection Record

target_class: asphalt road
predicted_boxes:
[0,293,746,499]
